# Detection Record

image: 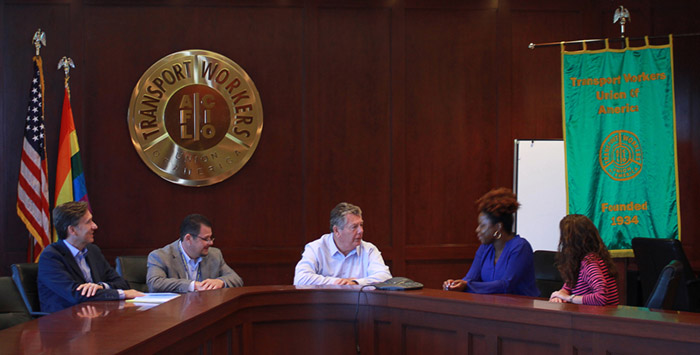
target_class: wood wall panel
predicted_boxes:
[652,5,700,260]
[509,9,585,139]
[229,262,296,286]
[406,259,473,290]
[404,8,499,248]
[2,1,700,299]
[306,7,393,248]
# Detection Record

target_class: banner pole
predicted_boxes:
[529,32,700,49]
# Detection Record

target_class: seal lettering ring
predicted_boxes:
[127,50,263,186]
[599,130,643,181]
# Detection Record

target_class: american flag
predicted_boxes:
[17,57,51,262]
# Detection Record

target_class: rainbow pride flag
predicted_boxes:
[54,87,89,241]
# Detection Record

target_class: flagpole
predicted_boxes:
[27,236,33,262]
[29,29,47,261]
[20,28,49,262]
[33,29,43,261]
[57,56,75,92]
[55,53,91,235]
[55,57,76,243]
[31,29,45,262]
[528,32,700,50]
[26,30,46,261]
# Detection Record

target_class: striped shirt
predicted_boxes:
[563,253,619,306]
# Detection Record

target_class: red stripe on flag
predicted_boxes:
[20,152,41,182]
[18,177,42,208]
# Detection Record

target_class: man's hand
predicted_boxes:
[77,282,104,297]
[123,289,145,299]
[76,304,106,318]
[335,278,358,285]
[195,278,225,291]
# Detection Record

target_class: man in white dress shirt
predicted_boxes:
[294,202,392,285]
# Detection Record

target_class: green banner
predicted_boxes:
[562,37,680,251]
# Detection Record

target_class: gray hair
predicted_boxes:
[330,202,362,232]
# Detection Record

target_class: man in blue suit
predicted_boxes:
[38,201,143,313]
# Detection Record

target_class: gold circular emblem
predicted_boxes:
[127,50,262,186]
[599,130,642,181]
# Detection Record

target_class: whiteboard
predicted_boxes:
[513,140,567,252]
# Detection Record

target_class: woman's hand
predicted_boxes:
[549,289,570,303]
[443,279,467,292]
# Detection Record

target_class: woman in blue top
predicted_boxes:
[443,188,539,296]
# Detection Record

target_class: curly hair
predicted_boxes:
[556,214,617,286]
[475,187,520,232]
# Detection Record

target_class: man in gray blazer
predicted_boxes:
[147,214,243,292]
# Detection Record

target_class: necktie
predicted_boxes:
[76,251,93,283]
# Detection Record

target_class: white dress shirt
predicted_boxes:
[178,241,202,292]
[293,233,392,286]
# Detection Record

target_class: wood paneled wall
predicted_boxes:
[2,0,700,293]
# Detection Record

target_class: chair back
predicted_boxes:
[11,263,48,317]
[533,250,563,298]
[632,238,697,311]
[0,276,32,330]
[645,260,683,310]
[116,256,149,293]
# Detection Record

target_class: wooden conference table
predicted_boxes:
[1,286,700,354]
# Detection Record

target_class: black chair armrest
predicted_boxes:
[686,279,700,312]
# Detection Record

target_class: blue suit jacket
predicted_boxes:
[38,241,129,313]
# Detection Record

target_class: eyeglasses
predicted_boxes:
[193,235,215,243]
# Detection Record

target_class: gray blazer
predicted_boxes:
[146,240,243,292]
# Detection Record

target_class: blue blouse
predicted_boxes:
[462,235,539,296]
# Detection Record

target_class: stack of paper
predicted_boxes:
[127,293,180,304]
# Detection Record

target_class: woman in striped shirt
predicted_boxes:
[549,214,619,306]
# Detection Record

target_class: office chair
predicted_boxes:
[0,276,32,330]
[632,237,700,312]
[115,256,149,293]
[645,260,682,310]
[11,263,49,317]
[533,250,563,298]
